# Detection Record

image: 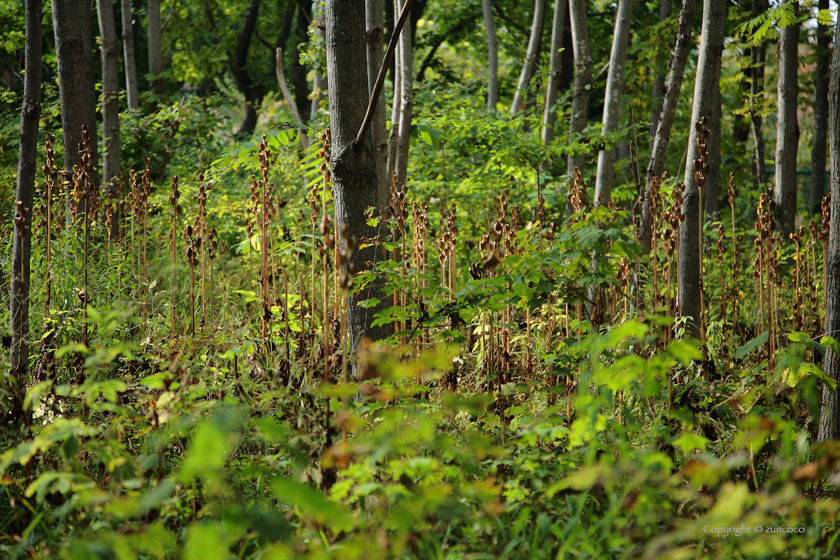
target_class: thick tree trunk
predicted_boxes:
[232,0,264,135]
[774,4,800,239]
[395,0,413,186]
[818,15,840,442]
[148,0,163,95]
[121,0,139,110]
[641,0,696,251]
[325,0,391,347]
[542,0,567,144]
[811,0,830,216]
[53,0,99,222]
[593,0,634,207]
[366,0,389,209]
[97,0,121,194]
[751,0,768,186]
[10,0,42,402]
[510,0,546,115]
[678,0,725,341]
[483,0,499,110]
[566,0,591,183]
[648,0,672,146]
[311,0,327,120]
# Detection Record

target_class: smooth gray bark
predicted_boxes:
[648,0,672,145]
[593,0,634,207]
[11,0,42,394]
[818,13,840,442]
[542,0,567,145]
[566,0,591,181]
[510,0,547,115]
[641,0,697,251]
[325,0,391,345]
[395,0,413,186]
[483,0,499,110]
[774,3,800,238]
[366,0,389,209]
[678,0,725,341]
[811,0,830,215]
[97,0,121,192]
[148,0,163,95]
[121,0,139,110]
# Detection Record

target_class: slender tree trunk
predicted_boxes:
[751,0,768,186]
[311,0,327,120]
[811,0,830,216]
[10,0,42,405]
[641,0,696,251]
[232,0,264,135]
[291,1,312,120]
[774,3,800,239]
[678,0,726,341]
[648,0,672,146]
[148,0,163,95]
[593,0,634,207]
[566,0,591,183]
[395,0,413,186]
[542,0,567,144]
[367,0,389,209]
[325,0,391,346]
[121,0,139,110]
[510,0,546,115]
[387,0,401,188]
[705,97,721,217]
[483,0,499,110]
[98,0,121,195]
[53,0,99,222]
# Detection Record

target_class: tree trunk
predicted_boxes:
[483,0,499,110]
[593,0,634,207]
[395,0,413,186]
[648,0,671,146]
[325,0,391,347]
[148,0,163,95]
[678,0,725,341]
[704,97,721,217]
[232,0,264,136]
[121,0,139,110]
[566,0,591,184]
[291,1,312,120]
[811,0,830,216]
[818,14,840,442]
[367,0,389,209]
[97,0,121,195]
[751,0,768,186]
[387,0,401,188]
[542,0,567,144]
[774,3,800,239]
[640,0,696,251]
[53,0,99,222]
[311,0,327,120]
[10,0,42,406]
[510,0,546,115]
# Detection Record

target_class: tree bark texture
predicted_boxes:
[232,0,264,135]
[751,0,768,186]
[510,0,546,115]
[566,0,591,181]
[395,0,413,186]
[641,0,696,251]
[52,0,99,221]
[678,0,725,341]
[542,0,567,145]
[148,0,164,95]
[11,0,42,395]
[593,0,634,207]
[648,0,672,145]
[366,0,390,209]
[811,0,830,215]
[483,0,499,110]
[97,0,121,192]
[325,0,391,347]
[121,0,139,110]
[774,4,800,239]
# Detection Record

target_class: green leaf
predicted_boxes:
[271,478,354,532]
[735,331,768,360]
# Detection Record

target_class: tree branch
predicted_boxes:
[353,0,416,152]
